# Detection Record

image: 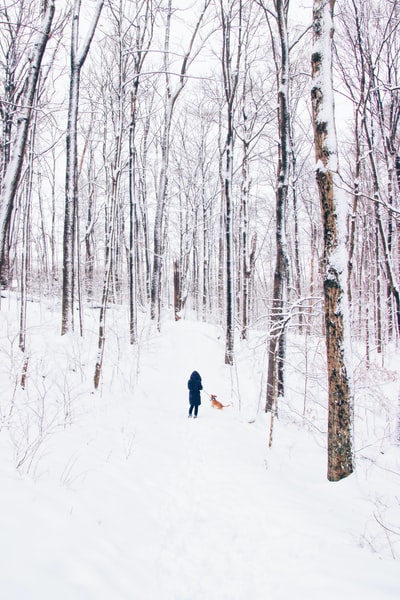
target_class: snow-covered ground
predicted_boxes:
[0,293,399,599]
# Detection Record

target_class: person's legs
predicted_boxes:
[189,404,194,417]
[194,405,198,418]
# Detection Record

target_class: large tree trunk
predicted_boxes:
[311,0,353,482]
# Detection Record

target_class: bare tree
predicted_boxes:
[217,0,243,365]
[168,89,220,321]
[311,0,353,481]
[93,0,156,386]
[150,0,211,327]
[0,0,55,288]
[260,0,290,415]
[61,0,104,335]
[127,0,156,343]
[338,0,400,348]
[18,116,36,354]
[235,3,265,340]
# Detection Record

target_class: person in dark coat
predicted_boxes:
[187,370,203,418]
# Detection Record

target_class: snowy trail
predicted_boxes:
[122,320,399,600]
[130,338,273,599]
[1,318,399,599]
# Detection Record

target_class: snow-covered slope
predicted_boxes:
[0,299,399,599]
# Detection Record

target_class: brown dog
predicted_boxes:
[210,394,231,409]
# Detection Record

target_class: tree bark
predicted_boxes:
[311,0,353,481]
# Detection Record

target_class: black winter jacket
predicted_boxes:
[188,371,203,406]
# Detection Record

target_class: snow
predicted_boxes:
[312,0,339,173]
[0,294,399,599]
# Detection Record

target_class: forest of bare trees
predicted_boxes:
[1,0,399,480]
